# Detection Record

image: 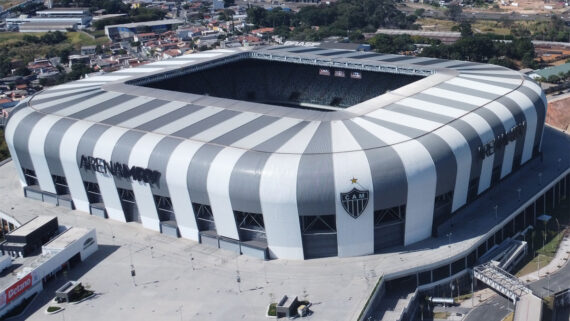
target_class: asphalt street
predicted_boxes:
[465,254,570,321]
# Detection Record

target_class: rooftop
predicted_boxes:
[44,227,92,250]
[105,19,184,29]
[9,216,55,237]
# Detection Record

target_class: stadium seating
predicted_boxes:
[146,59,422,109]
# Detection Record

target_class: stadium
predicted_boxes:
[5,46,547,260]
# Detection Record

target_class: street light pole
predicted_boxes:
[494,205,498,221]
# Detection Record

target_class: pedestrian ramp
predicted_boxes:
[513,293,542,321]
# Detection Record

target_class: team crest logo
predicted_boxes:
[340,183,369,219]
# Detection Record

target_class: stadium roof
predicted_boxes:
[23,46,540,154]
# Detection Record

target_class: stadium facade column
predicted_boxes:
[129,133,164,232]
[28,114,59,194]
[331,122,374,257]
[93,126,130,223]
[166,140,203,241]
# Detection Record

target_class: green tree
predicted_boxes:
[458,22,473,38]
[445,3,463,22]
[13,67,31,76]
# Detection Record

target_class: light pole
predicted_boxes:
[494,205,498,221]
[538,172,543,186]
[517,187,522,201]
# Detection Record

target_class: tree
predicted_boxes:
[445,3,463,22]
[13,67,31,76]
[224,0,235,7]
[458,22,473,38]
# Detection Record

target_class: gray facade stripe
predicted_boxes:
[135,104,204,132]
[289,47,325,54]
[460,72,521,79]
[187,144,224,205]
[386,104,456,124]
[228,151,272,214]
[350,53,386,60]
[13,111,46,171]
[455,66,509,71]
[267,45,296,51]
[148,136,183,197]
[100,99,165,126]
[211,115,278,146]
[7,101,28,120]
[39,84,101,94]
[416,133,457,196]
[457,75,520,90]
[77,124,110,184]
[447,119,484,189]
[495,96,527,163]
[379,56,414,62]
[67,94,134,119]
[413,93,478,112]
[303,122,332,154]
[253,121,310,153]
[517,85,546,152]
[342,119,407,209]
[445,62,478,68]
[318,50,354,57]
[31,87,100,105]
[437,83,500,101]
[110,130,146,190]
[414,58,448,66]
[362,115,426,138]
[472,107,507,174]
[39,91,105,114]
[44,118,75,177]
[228,122,310,214]
[297,122,335,216]
[172,110,239,139]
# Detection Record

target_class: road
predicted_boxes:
[465,254,570,321]
[464,294,512,321]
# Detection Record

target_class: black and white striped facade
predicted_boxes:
[5,46,547,260]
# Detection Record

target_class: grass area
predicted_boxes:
[47,306,62,313]
[66,32,110,47]
[0,32,32,44]
[267,303,276,316]
[433,311,450,319]
[0,31,109,49]
[416,17,457,32]
[455,293,472,302]
[502,311,514,321]
[472,20,512,36]
[515,196,570,277]
[0,128,10,162]
[516,230,564,276]
[0,0,25,9]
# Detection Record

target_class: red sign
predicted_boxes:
[6,273,32,304]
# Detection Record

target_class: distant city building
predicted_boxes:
[6,8,92,32]
[213,0,224,10]
[104,19,184,41]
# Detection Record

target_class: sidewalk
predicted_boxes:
[520,232,570,283]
